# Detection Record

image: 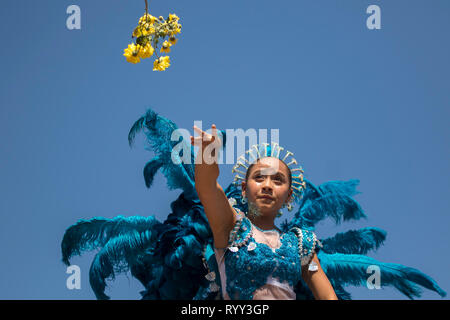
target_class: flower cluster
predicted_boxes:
[123,12,181,71]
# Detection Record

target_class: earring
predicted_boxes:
[287,202,293,212]
[276,210,283,218]
[241,197,247,205]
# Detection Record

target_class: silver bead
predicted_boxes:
[209,282,220,292]
[205,271,216,281]
[308,261,319,272]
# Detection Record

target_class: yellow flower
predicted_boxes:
[153,56,171,71]
[160,41,171,53]
[139,43,154,59]
[169,36,178,45]
[123,43,141,64]
[142,23,155,36]
[168,13,179,22]
[172,23,182,35]
[139,14,157,25]
[132,26,142,38]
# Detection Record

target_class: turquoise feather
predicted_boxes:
[322,227,387,255]
[61,215,160,265]
[291,179,367,230]
[318,252,447,299]
[143,156,164,188]
[128,108,196,198]
[89,230,158,300]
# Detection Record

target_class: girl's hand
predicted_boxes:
[190,124,222,165]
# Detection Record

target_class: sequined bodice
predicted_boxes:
[224,217,301,299]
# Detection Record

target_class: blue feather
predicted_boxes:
[61,215,161,265]
[318,252,447,299]
[318,179,362,197]
[89,230,158,300]
[291,179,366,230]
[291,193,366,230]
[322,227,387,255]
[143,156,164,188]
[128,108,196,198]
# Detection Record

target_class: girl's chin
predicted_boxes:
[254,204,278,213]
[248,200,279,214]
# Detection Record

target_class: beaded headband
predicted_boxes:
[231,142,306,205]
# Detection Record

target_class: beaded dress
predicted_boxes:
[214,208,322,300]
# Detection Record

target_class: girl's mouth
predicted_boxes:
[258,195,275,201]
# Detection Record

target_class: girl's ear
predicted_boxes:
[241,181,246,197]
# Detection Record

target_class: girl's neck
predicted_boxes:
[246,201,278,231]
[249,215,277,231]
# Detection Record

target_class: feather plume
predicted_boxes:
[292,179,366,230]
[88,230,158,300]
[321,227,387,255]
[291,193,366,230]
[128,108,196,198]
[61,215,160,265]
[319,252,447,299]
[318,179,362,197]
[143,156,164,188]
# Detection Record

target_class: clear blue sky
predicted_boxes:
[0,0,448,299]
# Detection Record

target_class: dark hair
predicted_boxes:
[244,157,292,188]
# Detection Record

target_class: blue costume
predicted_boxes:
[61,108,446,300]
[215,211,321,300]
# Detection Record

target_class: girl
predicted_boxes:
[61,108,446,300]
[191,124,338,300]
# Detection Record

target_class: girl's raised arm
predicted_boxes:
[191,124,237,249]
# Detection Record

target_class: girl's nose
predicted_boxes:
[261,178,273,192]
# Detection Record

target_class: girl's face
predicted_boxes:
[242,157,292,218]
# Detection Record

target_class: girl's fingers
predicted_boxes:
[193,124,219,143]
[193,125,210,141]
[212,124,223,146]
[210,124,216,143]
[193,125,205,136]
[191,135,207,146]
